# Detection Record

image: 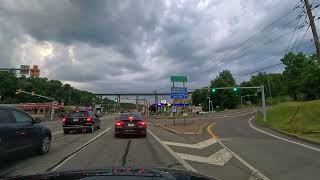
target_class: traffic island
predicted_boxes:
[159,122,208,135]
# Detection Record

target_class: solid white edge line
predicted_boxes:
[217,140,270,180]
[52,131,63,136]
[147,129,198,173]
[208,122,270,180]
[50,127,111,171]
[248,116,320,152]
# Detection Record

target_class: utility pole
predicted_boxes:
[304,0,320,55]
[261,85,266,121]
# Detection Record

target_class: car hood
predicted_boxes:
[4,167,217,180]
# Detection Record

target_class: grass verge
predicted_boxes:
[255,100,320,143]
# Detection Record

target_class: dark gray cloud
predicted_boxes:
[0,0,316,93]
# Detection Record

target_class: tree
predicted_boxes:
[282,52,312,100]
[0,72,112,106]
[210,70,239,109]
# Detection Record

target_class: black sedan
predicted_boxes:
[62,110,101,134]
[114,113,147,137]
[0,106,52,161]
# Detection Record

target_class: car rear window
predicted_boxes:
[0,109,13,123]
[69,111,89,117]
[119,113,142,120]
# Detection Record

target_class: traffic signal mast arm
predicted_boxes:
[16,89,55,101]
[209,86,260,90]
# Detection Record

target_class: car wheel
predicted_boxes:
[63,129,69,134]
[38,135,51,155]
[87,125,94,133]
[142,133,147,137]
[114,133,119,138]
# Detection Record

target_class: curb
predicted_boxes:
[252,119,320,146]
[159,123,208,135]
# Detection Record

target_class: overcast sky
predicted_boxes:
[0,0,318,94]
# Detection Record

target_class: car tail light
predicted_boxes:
[86,116,93,123]
[62,117,67,125]
[115,120,124,127]
[137,120,146,127]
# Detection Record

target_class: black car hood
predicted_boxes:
[4,168,217,180]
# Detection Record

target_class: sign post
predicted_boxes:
[170,76,188,126]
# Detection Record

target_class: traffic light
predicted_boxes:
[233,87,238,92]
[211,88,216,93]
[126,98,129,102]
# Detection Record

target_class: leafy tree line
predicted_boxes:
[192,52,320,111]
[0,71,115,106]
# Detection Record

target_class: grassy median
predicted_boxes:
[255,100,320,143]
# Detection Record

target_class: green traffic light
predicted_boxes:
[212,88,216,93]
[233,87,238,92]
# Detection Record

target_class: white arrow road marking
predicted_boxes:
[176,148,233,166]
[162,138,217,149]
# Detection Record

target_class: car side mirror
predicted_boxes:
[33,118,41,124]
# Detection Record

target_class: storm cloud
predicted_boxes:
[0,0,317,93]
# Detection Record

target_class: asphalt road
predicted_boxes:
[1,110,320,180]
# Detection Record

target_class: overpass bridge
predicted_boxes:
[94,91,193,105]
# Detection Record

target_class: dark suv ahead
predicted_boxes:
[0,106,52,160]
[62,110,101,134]
[114,113,147,137]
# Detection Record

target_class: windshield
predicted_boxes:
[1,1,320,180]
[119,113,142,120]
[68,111,90,118]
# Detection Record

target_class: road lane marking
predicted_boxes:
[162,138,217,149]
[248,116,320,152]
[176,148,233,166]
[147,129,198,173]
[52,131,63,136]
[211,111,256,118]
[207,123,270,180]
[47,127,111,171]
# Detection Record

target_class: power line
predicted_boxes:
[235,50,316,79]
[156,1,303,91]
[181,1,302,80]
[235,63,283,79]
[296,25,311,51]
[188,26,300,84]
[286,9,305,52]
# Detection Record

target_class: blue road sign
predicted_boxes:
[171,87,187,99]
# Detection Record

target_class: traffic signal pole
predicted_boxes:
[16,89,55,121]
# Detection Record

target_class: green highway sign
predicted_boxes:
[171,76,187,82]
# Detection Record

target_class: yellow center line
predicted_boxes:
[207,122,219,140]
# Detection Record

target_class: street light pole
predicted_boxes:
[241,96,243,108]
[207,97,211,112]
